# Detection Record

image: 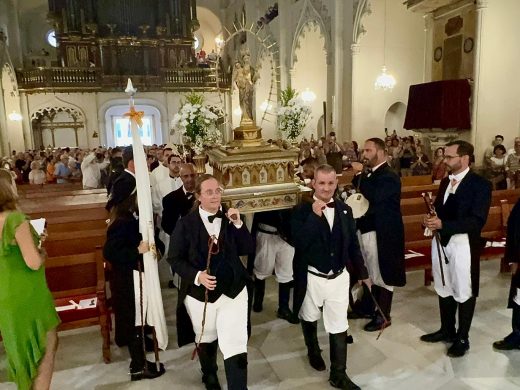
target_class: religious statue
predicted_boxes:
[233,46,260,128]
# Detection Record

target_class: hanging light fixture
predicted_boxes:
[301,88,317,103]
[8,111,22,121]
[374,0,396,91]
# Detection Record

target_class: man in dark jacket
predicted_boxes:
[351,138,406,332]
[168,174,254,390]
[422,140,492,357]
[493,199,520,350]
[292,164,369,390]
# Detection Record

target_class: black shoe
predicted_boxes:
[277,308,300,324]
[447,338,470,357]
[492,333,520,351]
[130,361,165,381]
[347,310,372,320]
[202,373,222,390]
[346,334,354,344]
[329,371,361,390]
[363,317,391,332]
[307,351,326,371]
[253,301,263,313]
[420,329,456,343]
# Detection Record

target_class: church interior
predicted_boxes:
[1,0,520,389]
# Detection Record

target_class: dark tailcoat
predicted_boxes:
[161,186,195,235]
[106,170,135,211]
[506,200,520,307]
[352,163,406,287]
[434,171,492,297]
[291,199,368,316]
[167,207,254,347]
[103,215,142,346]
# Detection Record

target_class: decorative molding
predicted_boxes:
[352,0,372,45]
[31,105,85,122]
[1,63,19,97]
[290,0,331,68]
[475,0,488,10]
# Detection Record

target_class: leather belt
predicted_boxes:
[308,269,343,280]
[257,223,278,235]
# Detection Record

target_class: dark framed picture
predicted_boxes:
[434,46,443,62]
[463,37,474,53]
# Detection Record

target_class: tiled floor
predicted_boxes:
[1,258,520,389]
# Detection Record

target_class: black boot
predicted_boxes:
[329,332,361,390]
[364,286,392,332]
[128,331,165,381]
[421,296,457,343]
[253,278,265,313]
[301,320,326,371]
[448,297,476,357]
[493,303,520,350]
[223,352,248,390]
[277,282,299,324]
[198,341,221,390]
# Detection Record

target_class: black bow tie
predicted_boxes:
[186,192,193,198]
[208,210,224,223]
[365,168,373,175]
[325,201,335,208]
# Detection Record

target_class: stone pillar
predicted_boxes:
[278,0,291,89]
[332,0,344,139]
[350,43,360,142]
[470,0,487,159]
[423,13,434,82]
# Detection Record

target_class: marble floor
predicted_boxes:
[1,258,520,390]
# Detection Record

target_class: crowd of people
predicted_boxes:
[1,134,519,390]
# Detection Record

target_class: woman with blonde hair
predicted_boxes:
[0,169,60,389]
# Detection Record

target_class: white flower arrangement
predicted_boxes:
[170,93,223,154]
[277,87,312,142]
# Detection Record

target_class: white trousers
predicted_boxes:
[185,287,248,359]
[299,269,349,334]
[253,231,294,283]
[515,288,520,306]
[432,233,472,303]
[357,231,394,292]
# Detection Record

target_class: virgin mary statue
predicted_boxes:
[233,46,260,128]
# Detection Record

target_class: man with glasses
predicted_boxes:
[421,140,491,357]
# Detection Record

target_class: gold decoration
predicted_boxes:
[124,106,144,127]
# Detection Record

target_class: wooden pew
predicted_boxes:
[23,188,106,199]
[401,175,432,187]
[45,248,111,363]
[44,229,106,257]
[403,203,510,286]
[17,182,83,195]
[401,184,439,199]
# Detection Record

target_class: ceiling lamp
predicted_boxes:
[301,88,316,103]
[8,111,22,121]
[374,0,396,91]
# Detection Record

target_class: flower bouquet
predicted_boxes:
[277,87,312,142]
[171,92,223,155]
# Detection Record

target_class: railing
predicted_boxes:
[16,67,232,93]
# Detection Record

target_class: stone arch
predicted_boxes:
[2,63,25,153]
[291,0,331,68]
[384,101,407,137]
[353,0,372,45]
[98,98,168,146]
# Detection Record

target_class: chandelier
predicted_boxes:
[375,66,396,90]
[374,0,396,91]
[8,111,22,121]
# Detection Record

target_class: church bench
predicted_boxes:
[17,182,83,194]
[44,228,106,257]
[18,193,108,214]
[26,203,107,221]
[403,203,510,286]
[400,184,439,199]
[45,248,111,363]
[22,188,107,199]
[401,175,432,187]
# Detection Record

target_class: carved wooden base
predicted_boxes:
[231,125,264,147]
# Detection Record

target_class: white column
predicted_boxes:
[471,0,488,159]
[423,13,434,82]
[278,0,291,89]
[333,0,344,138]
[350,43,360,142]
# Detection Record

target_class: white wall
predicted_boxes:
[472,0,520,160]
[352,0,424,144]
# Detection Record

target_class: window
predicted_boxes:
[193,32,204,52]
[113,116,154,146]
[46,29,58,48]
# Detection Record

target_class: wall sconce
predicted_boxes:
[8,111,22,121]
[301,88,316,103]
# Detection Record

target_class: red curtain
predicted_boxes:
[404,79,471,130]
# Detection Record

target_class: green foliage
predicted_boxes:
[280,87,298,106]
